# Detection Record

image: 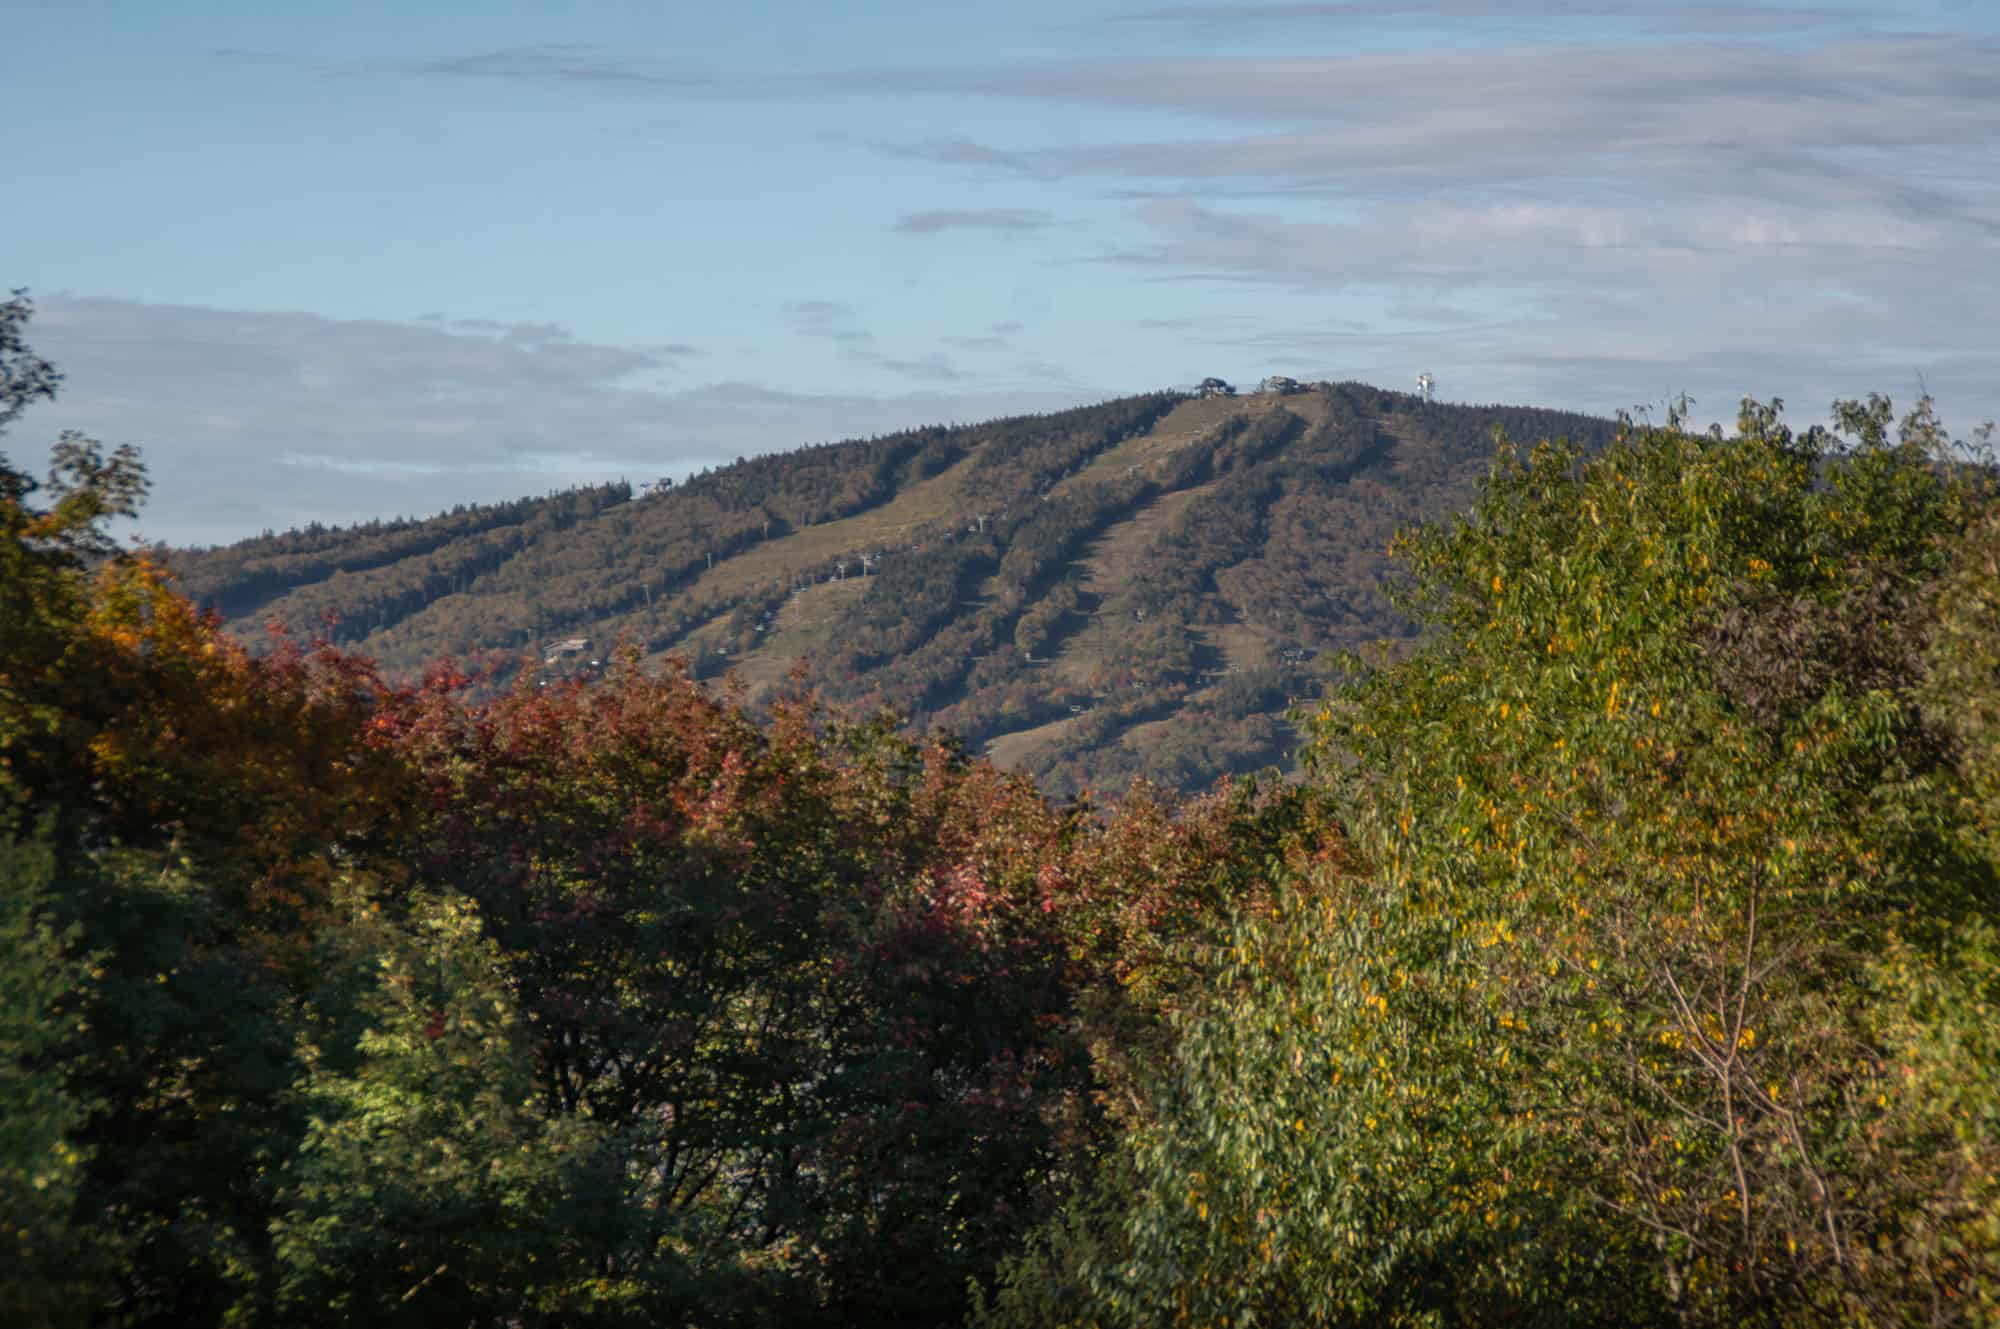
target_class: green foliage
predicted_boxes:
[0,828,107,1328]
[1925,505,2000,858]
[1291,400,1997,1323]
[1004,400,2000,1326]
[274,889,651,1326]
[59,847,309,1326]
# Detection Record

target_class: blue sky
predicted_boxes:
[5,0,1996,545]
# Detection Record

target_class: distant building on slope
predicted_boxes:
[544,636,591,666]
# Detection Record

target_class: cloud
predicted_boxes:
[786,299,969,382]
[894,208,1055,234]
[858,136,1044,176]
[11,298,1090,547]
[787,299,859,327]
[208,47,298,66]
[871,353,966,382]
[356,43,710,93]
[1124,196,1966,284]
[843,35,1999,183]
[836,30,2000,396]
[1109,2,1873,36]
[1118,189,1997,418]
[787,300,877,352]
[825,27,1996,425]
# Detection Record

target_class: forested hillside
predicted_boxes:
[8,294,2000,1324]
[166,384,1617,794]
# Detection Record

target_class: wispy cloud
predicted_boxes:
[786,299,968,381]
[825,26,1997,423]
[895,208,1055,233]
[357,43,711,92]
[208,47,298,66]
[17,299,1078,545]
[871,353,966,381]
[787,300,864,333]
[833,35,1997,199]
[859,136,1046,176]
[1115,188,1997,411]
[1109,1,1875,36]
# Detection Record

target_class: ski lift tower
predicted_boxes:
[1416,372,1435,405]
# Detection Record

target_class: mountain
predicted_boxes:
[166,381,1618,796]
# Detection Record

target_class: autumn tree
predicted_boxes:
[1,294,412,1325]
[993,399,2000,1326]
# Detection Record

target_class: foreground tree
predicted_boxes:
[364,663,1104,1324]
[1,294,412,1325]
[989,400,2000,1326]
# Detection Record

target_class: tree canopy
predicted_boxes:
[980,399,2000,1327]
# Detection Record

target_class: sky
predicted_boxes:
[5,0,1997,547]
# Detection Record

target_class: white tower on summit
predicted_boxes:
[1416,372,1435,404]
